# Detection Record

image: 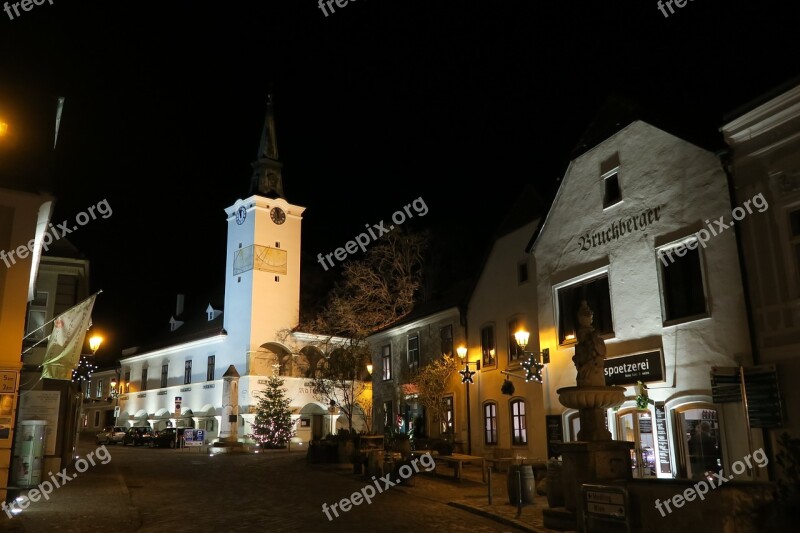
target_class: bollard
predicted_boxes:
[487,466,492,505]
[516,470,522,517]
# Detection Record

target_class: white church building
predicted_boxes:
[116,97,364,445]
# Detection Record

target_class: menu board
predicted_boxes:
[654,402,671,474]
[546,415,564,458]
[710,365,783,427]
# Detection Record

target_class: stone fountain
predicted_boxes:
[543,301,633,531]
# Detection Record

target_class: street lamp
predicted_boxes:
[456,345,480,455]
[109,376,122,426]
[72,334,103,457]
[511,329,548,383]
[366,363,373,375]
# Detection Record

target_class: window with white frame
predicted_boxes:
[484,402,498,445]
[381,345,392,381]
[440,325,453,358]
[141,367,148,391]
[207,355,215,381]
[407,334,420,369]
[96,379,103,398]
[161,364,168,388]
[481,325,495,367]
[508,318,524,363]
[511,399,527,445]
[556,272,614,345]
[443,395,454,434]
[184,360,192,385]
[603,170,622,209]
[657,237,708,324]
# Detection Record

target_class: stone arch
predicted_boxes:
[300,346,325,378]
[250,342,291,376]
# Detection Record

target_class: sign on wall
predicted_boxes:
[545,415,564,459]
[654,402,672,474]
[0,371,18,441]
[604,350,664,386]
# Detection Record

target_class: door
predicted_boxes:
[616,409,657,478]
[674,404,722,479]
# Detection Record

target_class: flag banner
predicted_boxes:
[41,294,97,380]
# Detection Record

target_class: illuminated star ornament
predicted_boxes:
[521,354,544,383]
[459,365,475,384]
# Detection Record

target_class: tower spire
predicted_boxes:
[250,94,285,199]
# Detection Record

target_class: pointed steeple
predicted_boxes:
[250,94,285,199]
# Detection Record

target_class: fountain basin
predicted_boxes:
[557,386,626,410]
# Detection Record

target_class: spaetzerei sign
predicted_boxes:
[604,350,664,386]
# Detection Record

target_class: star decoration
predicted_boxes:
[521,354,544,383]
[459,365,475,384]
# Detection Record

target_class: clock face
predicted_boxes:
[270,207,286,225]
[235,206,247,225]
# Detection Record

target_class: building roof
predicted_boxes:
[122,287,225,356]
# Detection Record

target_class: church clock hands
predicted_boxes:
[270,207,286,225]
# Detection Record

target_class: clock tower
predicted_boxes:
[223,95,305,355]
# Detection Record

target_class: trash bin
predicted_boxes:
[508,464,536,505]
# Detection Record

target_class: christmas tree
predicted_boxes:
[248,374,295,448]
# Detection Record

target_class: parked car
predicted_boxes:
[122,426,154,446]
[149,427,187,449]
[96,426,127,445]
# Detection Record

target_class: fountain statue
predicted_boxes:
[544,301,633,531]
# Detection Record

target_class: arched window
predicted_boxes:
[510,399,527,445]
[484,402,498,445]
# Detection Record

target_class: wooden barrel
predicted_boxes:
[507,465,536,504]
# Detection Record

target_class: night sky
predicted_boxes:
[1,0,798,364]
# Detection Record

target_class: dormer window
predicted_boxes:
[205,304,222,322]
[169,316,184,332]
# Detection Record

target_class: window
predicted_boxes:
[96,379,103,398]
[383,400,393,429]
[481,325,495,367]
[556,273,614,345]
[123,371,131,392]
[508,318,524,363]
[440,325,453,358]
[407,334,420,369]
[26,291,48,341]
[141,368,148,391]
[207,355,215,381]
[26,310,46,340]
[517,261,529,284]
[161,364,168,388]
[658,238,708,323]
[485,402,498,444]
[85,383,91,399]
[381,345,392,381]
[443,395,454,434]
[603,171,622,208]
[94,411,100,427]
[511,399,527,445]
[790,207,800,282]
[184,360,192,385]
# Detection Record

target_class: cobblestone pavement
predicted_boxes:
[2,437,543,532]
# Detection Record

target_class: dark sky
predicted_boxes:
[1,0,798,363]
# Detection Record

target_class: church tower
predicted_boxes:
[223,95,305,358]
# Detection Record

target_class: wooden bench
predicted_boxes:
[433,453,486,483]
[484,447,514,473]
